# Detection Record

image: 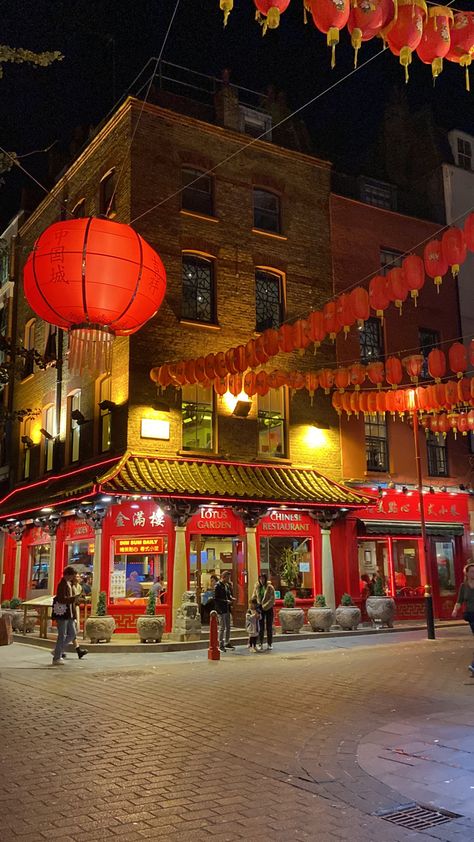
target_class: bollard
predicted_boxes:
[0,612,13,646]
[424,584,435,640]
[208,610,220,661]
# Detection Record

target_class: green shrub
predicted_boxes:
[145,590,156,616]
[283,591,296,608]
[315,594,327,607]
[340,593,353,606]
[373,576,385,596]
[1,599,10,609]
[9,597,22,610]
[96,591,107,616]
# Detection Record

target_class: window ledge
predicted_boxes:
[178,449,216,458]
[180,209,219,223]
[256,455,291,464]
[252,228,287,241]
[179,319,221,332]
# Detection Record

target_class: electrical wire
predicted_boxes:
[0,145,70,218]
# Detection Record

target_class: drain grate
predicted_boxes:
[375,803,461,831]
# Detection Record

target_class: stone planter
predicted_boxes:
[365,596,396,628]
[137,615,165,643]
[85,615,116,643]
[335,605,361,631]
[307,606,335,632]
[278,607,305,634]
[11,610,37,633]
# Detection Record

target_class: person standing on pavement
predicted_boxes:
[51,566,88,665]
[246,598,261,652]
[252,573,275,651]
[214,570,235,652]
[452,561,474,675]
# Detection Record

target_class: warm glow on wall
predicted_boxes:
[222,390,251,413]
[30,422,42,445]
[141,418,170,440]
[306,425,328,448]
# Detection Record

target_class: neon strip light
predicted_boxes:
[0,456,118,507]
[98,487,368,509]
[1,492,104,521]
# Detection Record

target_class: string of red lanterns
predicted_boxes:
[219,3,474,88]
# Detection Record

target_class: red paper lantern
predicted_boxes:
[438,413,450,437]
[214,351,227,378]
[319,368,335,394]
[309,0,350,68]
[359,391,370,415]
[416,386,429,412]
[225,348,238,375]
[149,366,160,384]
[323,301,338,340]
[233,345,246,373]
[305,371,319,403]
[385,0,428,82]
[229,374,243,397]
[172,362,187,386]
[367,391,378,415]
[367,361,385,389]
[347,0,394,67]
[376,390,387,414]
[430,414,440,435]
[262,328,280,358]
[24,218,167,374]
[253,336,268,365]
[183,360,196,385]
[403,354,424,384]
[458,413,469,436]
[341,391,353,416]
[278,324,294,353]
[214,376,228,397]
[441,228,467,278]
[448,342,468,378]
[245,339,258,369]
[256,370,269,397]
[350,286,370,326]
[254,0,291,34]
[195,357,207,383]
[444,380,457,408]
[204,353,216,380]
[386,267,408,314]
[334,367,350,392]
[157,364,172,388]
[350,391,360,416]
[288,371,305,391]
[446,11,474,91]
[309,310,326,347]
[393,389,407,415]
[424,238,448,291]
[385,356,403,389]
[332,391,343,415]
[468,409,474,432]
[458,377,471,405]
[464,212,474,251]
[427,348,446,382]
[402,254,425,305]
[369,274,391,320]
[416,5,453,80]
[336,293,355,336]
[244,371,257,397]
[349,362,366,390]
[292,319,311,352]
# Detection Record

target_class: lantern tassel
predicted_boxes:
[68,326,114,375]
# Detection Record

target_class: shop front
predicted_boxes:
[352,489,470,620]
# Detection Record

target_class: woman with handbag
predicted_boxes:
[452,561,474,676]
[51,566,88,665]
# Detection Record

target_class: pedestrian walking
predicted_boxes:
[452,560,474,675]
[252,573,275,651]
[51,566,88,665]
[246,598,261,652]
[214,570,235,652]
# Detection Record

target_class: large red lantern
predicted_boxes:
[367,361,385,389]
[214,376,228,397]
[427,348,446,382]
[233,345,246,373]
[350,391,360,416]
[348,0,394,67]
[402,254,425,305]
[245,339,258,369]
[309,310,326,347]
[225,349,238,375]
[256,370,269,397]
[204,353,216,380]
[403,354,424,384]
[244,371,257,397]
[423,238,448,291]
[438,413,450,437]
[416,5,453,80]
[350,286,370,327]
[309,0,350,68]
[341,391,353,416]
[369,274,391,320]
[441,228,467,278]
[229,373,243,397]
[446,12,474,91]
[254,0,291,34]
[214,351,227,378]
[292,319,312,352]
[385,0,428,83]
[386,267,408,314]
[24,218,167,374]
[458,414,469,436]
[444,380,458,408]
[448,342,468,378]
[458,377,471,405]
[385,356,403,389]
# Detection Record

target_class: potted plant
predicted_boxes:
[335,593,361,630]
[365,576,396,628]
[278,590,305,633]
[9,598,38,633]
[137,590,165,643]
[280,547,300,593]
[85,591,116,643]
[308,594,335,632]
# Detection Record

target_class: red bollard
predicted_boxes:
[208,610,220,661]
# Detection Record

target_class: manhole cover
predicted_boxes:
[374,803,461,831]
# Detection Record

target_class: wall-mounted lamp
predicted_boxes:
[21,435,34,448]
[39,428,54,441]
[71,409,88,426]
[98,400,116,412]
[232,400,252,418]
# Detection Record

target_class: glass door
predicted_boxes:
[433,539,457,618]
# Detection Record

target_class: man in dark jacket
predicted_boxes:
[214,570,235,652]
[51,566,87,665]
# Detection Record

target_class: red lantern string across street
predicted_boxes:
[385,0,428,83]
[369,274,391,320]
[402,253,425,305]
[254,0,291,34]
[416,5,453,81]
[309,0,350,68]
[423,238,448,291]
[427,348,446,382]
[441,227,467,278]
[386,267,408,314]
[24,217,167,374]
[448,342,468,378]
[446,11,474,92]
[347,0,393,68]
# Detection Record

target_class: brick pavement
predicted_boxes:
[1,628,474,842]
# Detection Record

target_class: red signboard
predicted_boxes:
[115,537,164,555]
[188,507,243,534]
[359,489,469,524]
[62,517,95,542]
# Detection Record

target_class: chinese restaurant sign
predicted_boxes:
[260,510,313,533]
[115,537,164,555]
[359,490,469,524]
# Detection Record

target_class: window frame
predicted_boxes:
[359,316,384,364]
[21,417,33,480]
[255,267,285,333]
[181,383,215,454]
[365,412,389,473]
[257,387,288,459]
[419,327,441,380]
[379,248,403,277]
[99,168,117,218]
[253,188,281,235]
[426,431,448,477]
[41,404,55,473]
[67,390,81,465]
[457,137,472,171]
[22,318,36,379]
[181,252,216,325]
[181,167,214,217]
[97,375,112,454]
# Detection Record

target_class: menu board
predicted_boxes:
[115,537,164,555]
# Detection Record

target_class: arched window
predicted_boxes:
[253,189,281,234]
[42,404,55,472]
[181,167,213,216]
[182,254,216,324]
[67,390,81,464]
[255,269,284,332]
[99,169,116,217]
[98,375,112,453]
[21,417,33,480]
[23,318,36,378]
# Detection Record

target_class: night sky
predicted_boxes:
[1,0,473,228]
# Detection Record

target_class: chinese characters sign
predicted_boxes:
[115,537,164,555]
[360,490,468,524]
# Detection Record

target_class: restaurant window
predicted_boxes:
[99,168,116,217]
[71,198,86,218]
[427,431,448,477]
[380,248,402,276]
[182,383,214,452]
[68,390,81,464]
[255,269,283,332]
[259,536,313,599]
[98,375,112,453]
[258,387,286,458]
[359,316,384,364]
[67,540,94,591]
[419,327,440,379]
[435,540,456,595]
[110,536,168,602]
[181,168,213,216]
[358,539,391,596]
[28,543,50,597]
[365,413,388,472]
[253,189,280,234]
[457,137,472,171]
[392,539,422,593]
[23,318,36,378]
[182,254,215,324]
[42,404,55,472]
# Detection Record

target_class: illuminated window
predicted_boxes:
[68,390,81,464]
[253,189,280,234]
[181,168,213,216]
[71,198,86,218]
[98,376,112,453]
[181,384,213,452]
[380,248,402,276]
[260,536,313,599]
[28,543,50,596]
[23,318,36,378]
[182,254,215,324]
[427,431,448,477]
[359,316,383,364]
[42,404,55,472]
[255,269,283,332]
[258,388,286,458]
[99,169,116,217]
[365,413,388,472]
